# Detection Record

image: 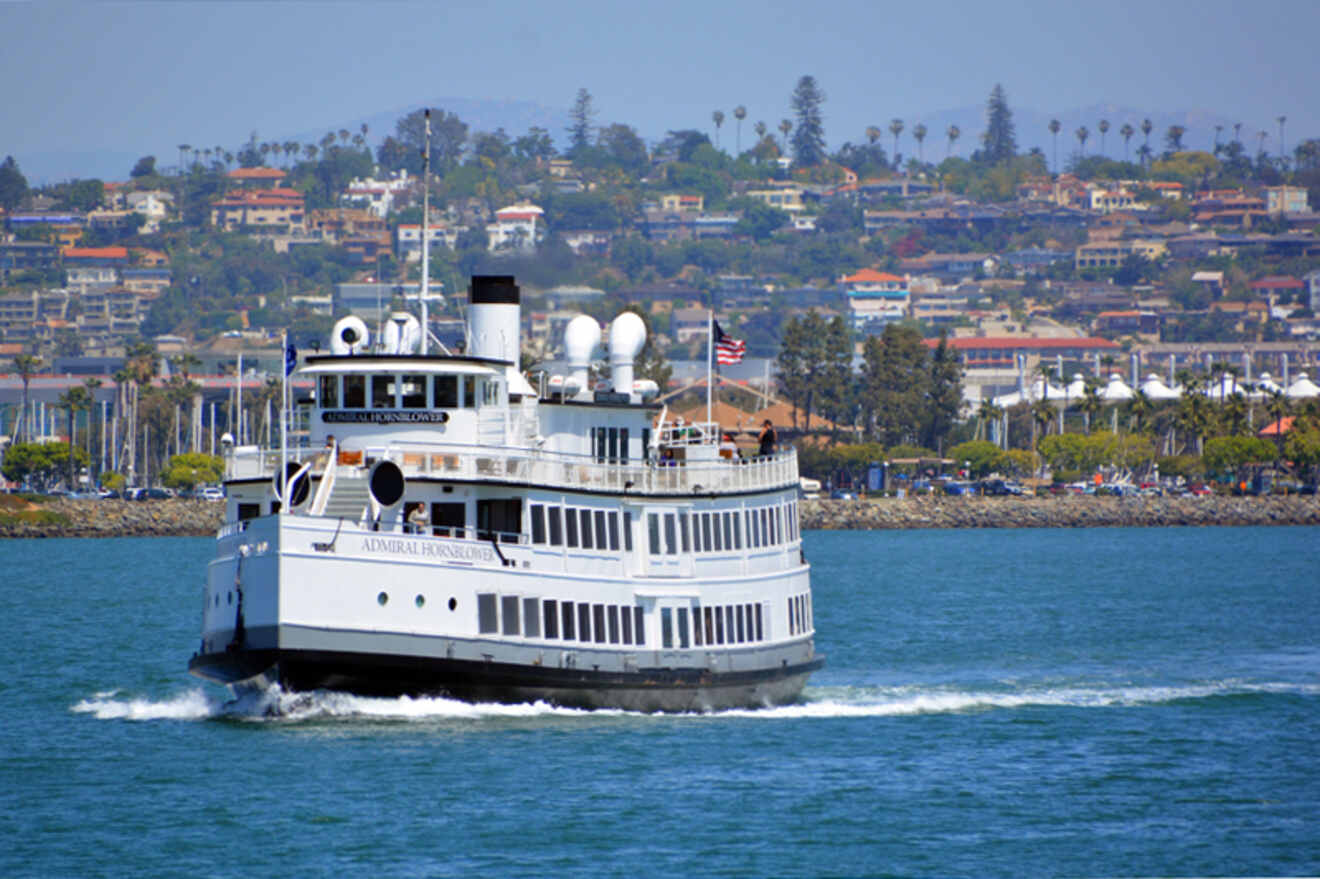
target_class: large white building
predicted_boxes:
[486,204,544,252]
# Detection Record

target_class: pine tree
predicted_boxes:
[982,83,1017,165]
[567,88,596,160]
[0,156,28,212]
[788,75,827,167]
[924,331,964,452]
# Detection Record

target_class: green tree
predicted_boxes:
[859,324,929,446]
[596,123,649,177]
[58,385,92,488]
[789,75,827,167]
[130,155,157,178]
[0,441,88,492]
[392,108,468,174]
[0,155,28,212]
[1202,435,1276,476]
[162,452,224,490]
[981,84,1017,165]
[732,199,790,242]
[949,439,1002,477]
[777,311,851,431]
[567,88,596,160]
[924,330,964,452]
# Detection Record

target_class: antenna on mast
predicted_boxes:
[419,109,432,354]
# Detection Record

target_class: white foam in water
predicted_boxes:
[71,679,1317,723]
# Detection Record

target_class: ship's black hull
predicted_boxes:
[189,647,825,712]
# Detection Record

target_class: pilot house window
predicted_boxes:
[318,376,338,408]
[400,375,427,408]
[343,375,365,408]
[433,375,458,408]
[371,375,394,408]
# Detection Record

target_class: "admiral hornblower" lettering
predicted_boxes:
[360,536,495,562]
[323,410,450,424]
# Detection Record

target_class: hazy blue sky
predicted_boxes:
[3,0,1316,181]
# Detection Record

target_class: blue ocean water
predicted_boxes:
[1,527,1317,878]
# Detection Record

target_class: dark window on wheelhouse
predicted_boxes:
[542,600,559,639]
[461,375,476,408]
[477,498,522,543]
[679,513,690,553]
[343,375,366,408]
[400,374,427,408]
[548,507,563,546]
[733,512,742,549]
[664,514,677,555]
[433,375,458,408]
[712,513,723,552]
[594,511,606,550]
[238,502,260,521]
[318,375,338,408]
[565,508,579,547]
[647,513,660,555]
[530,504,546,544]
[607,511,619,551]
[722,513,733,550]
[623,512,633,551]
[701,513,713,551]
[371,374,394,408]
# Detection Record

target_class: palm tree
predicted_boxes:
[1233,122,1243,147]
[1265,389,1291,456]
[754,120,768,143]
[177,144,189,175]
[778,119,792,152]
[1120,123,1135,162]
[338,128,350,145]
[58,385,91,489]
[283,141,298,167]
[83,377,102,474]
[1257,130,1269,157]
[1141,118,1153,154]
[1098,119,1110,157]
[712,110,725,149]
[1277,115,1287,160]
[946,124,960,158]
[1126,388,1151,434]
[912,123,927,163]
[1165,125,1186,153]
[888,118,904,165]
[14,354,41,443]
[1213,124,1224,153]
[223,151,234,169]
[733,105,746,155]
[1075,126,1089,160]
[1048,119,1061,173]
[1031,399,1055,460]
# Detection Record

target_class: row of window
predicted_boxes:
[530,505,631,552]
[475,594,780,649]
[478,594,647,646]
[787,593,813,636]
[646,501,800,556]
[319,373,496,410]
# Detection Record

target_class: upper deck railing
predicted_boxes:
[227,439,798,497]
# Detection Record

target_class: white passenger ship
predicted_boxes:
[189,275,822,711]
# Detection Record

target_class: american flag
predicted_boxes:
[713,321,745,365]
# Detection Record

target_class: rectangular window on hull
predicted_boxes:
[677,607,690,649]
[580,509,594,550]
[623,512,633,552]
[664,514,677,555]
[647,514,660,555]
[661,607,673,648]
[522,598,540,638]
[594,511,607,551]
[634,607,645,645]
[593,604,606,644]
[755,604,764,641]
[578,603,592,643]
[607,606,620,644]
[723,513,733,551]
[702,514,713,551]
[733,512,742,550]
[543,600,559,639]
[477,593,498,634]
[565,509,579,548]
[548,507,563,546]
[621,606,633,644]
[693,605,703,646]
[530,505,546,544]
[501,595,520,636]
[607,511,619,551]
[561,601,575,640]
[680,513,690,553]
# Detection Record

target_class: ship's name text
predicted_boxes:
[360,536,494,562]
[324,411,450,424]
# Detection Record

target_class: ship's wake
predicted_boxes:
[71,678,1317,724]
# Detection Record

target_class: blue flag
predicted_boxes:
[284,342,298,376]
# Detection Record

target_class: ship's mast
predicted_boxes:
[419,109,431,355]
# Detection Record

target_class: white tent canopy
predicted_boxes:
[1139,374,1181,400]
[1203,373,1246,399]
[1099,373,1135,402]
[1287,372,1320,399]
[1250,372,1284,398]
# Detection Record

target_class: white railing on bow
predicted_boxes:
[226,441,798,496]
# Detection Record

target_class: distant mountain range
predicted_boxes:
[13,96,1288,185]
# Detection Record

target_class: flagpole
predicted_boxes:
[706,308,713,427]
[280,330,288,506]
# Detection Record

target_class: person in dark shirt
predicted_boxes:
[757,419,777,457]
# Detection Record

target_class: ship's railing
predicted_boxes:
[226,441,798,496]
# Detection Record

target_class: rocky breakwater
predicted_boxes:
[0,497,225,539]
[801,495,1320,531]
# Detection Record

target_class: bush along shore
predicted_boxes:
[801,495,1320,530]
[2,495,1319,539]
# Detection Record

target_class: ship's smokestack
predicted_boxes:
[467,275,520,363]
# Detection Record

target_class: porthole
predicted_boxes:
[415,594,425,608]
[448,597,457,611]
[378,591,389,606]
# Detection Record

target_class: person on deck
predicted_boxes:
[407,502,430,534]
[757,419,777,457]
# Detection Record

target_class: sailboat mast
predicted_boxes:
[419,109,431,355]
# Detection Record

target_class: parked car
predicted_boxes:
[829,489,856,500]
[979,479,1024,496]
[136,487,171,501]
[200,486,225,502]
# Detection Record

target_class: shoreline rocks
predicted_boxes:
[800,495,1320,530]
[2,495,1318,539]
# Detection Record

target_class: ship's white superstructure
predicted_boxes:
[189,275,821,710]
